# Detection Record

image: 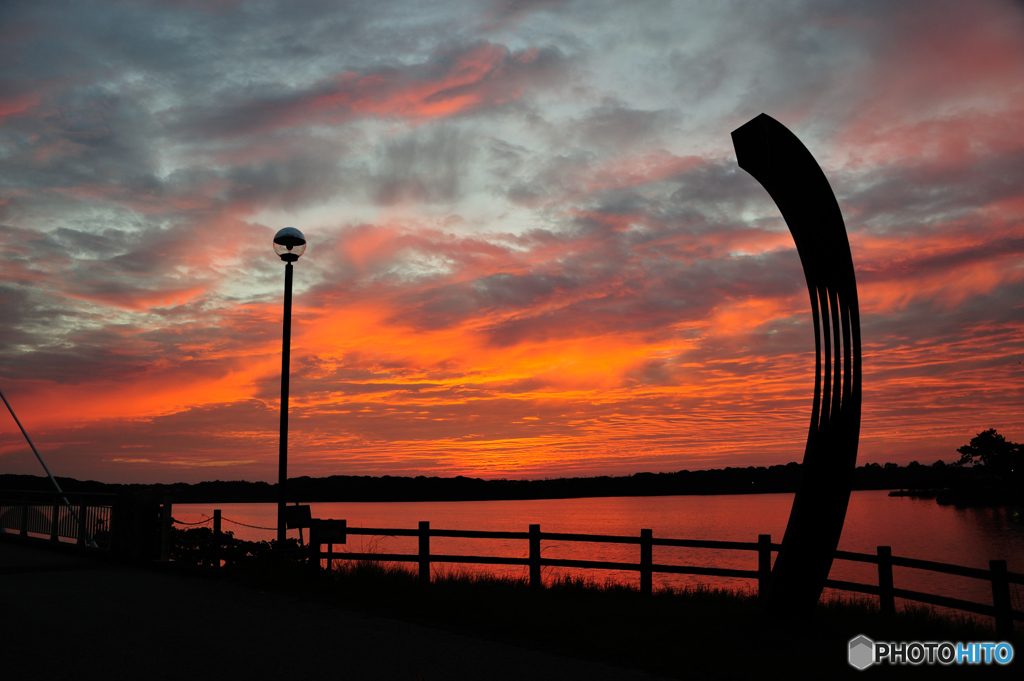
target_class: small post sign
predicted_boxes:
[284,504,311,529]
[312,518,347,542]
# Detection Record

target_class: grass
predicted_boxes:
[219,558,1019,679]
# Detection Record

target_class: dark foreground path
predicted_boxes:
[0,540,673,681]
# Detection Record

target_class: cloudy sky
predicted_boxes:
[1,0,1022,484]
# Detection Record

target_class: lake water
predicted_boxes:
[174,490,1024,619]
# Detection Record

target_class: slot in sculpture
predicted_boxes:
[731,114,862,616]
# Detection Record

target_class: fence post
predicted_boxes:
[213,509,222,568]
[990,560,1012,638]
[308,521,320,574]
[529,524,541,589]
[160,497,173,561]
[877,546,895,615]
[640,529,653,596]
[77,504,88,546]
[20,500,28,537]
[50,497,60,542]
[419,521,430,584]
[758,534,772,600]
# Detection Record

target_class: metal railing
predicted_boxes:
[0,490,117,549]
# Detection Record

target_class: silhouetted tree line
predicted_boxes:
[0,475,274,502]
[0,458,990,503]
[3,430,1017,505]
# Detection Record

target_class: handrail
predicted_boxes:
[307,520,1023,637]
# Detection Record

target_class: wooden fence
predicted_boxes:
[308,519,1024,637]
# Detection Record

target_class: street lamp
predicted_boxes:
[274,227,306,544]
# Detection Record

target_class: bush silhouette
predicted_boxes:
[170,525,304,566]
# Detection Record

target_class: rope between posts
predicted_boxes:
[170,515,276,531]
[221,517,277,531]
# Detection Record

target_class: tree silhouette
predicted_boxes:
[955,429,1021,479]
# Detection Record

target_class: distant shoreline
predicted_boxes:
[0,460,978,504]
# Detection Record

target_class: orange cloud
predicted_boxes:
[0,92,39,121]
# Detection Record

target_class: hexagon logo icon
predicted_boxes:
[849,635,875,670]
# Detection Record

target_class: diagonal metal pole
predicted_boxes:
[0,385,97,547]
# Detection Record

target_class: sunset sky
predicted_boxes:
[1,0,1022,484]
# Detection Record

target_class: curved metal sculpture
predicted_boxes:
[731,114,862,617]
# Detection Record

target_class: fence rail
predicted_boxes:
[306,519,1023,636]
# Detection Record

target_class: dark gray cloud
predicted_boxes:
[372,125,475,205]
[573,103,675,152]
[166,40,572,142]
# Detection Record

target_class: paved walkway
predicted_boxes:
[1,539,673,681]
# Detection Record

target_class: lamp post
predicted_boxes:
[274,227,306,544]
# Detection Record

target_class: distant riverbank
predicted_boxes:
[0,460,987,504]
